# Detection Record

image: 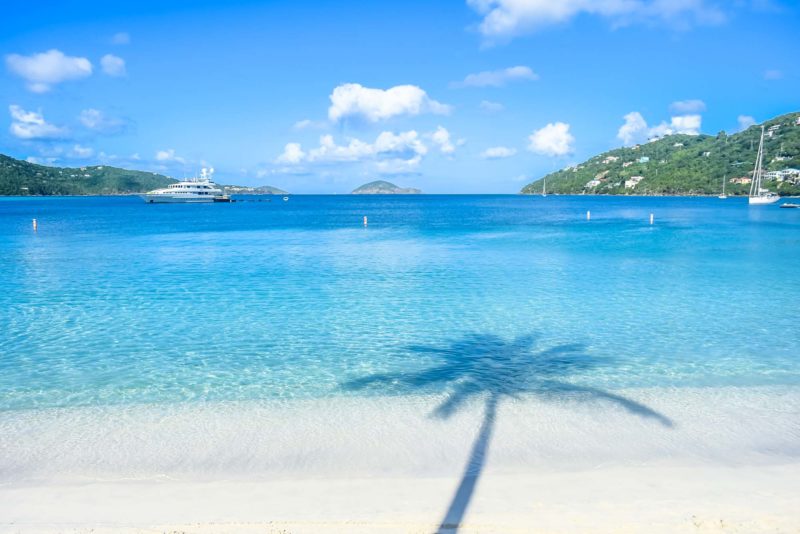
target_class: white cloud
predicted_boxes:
[112,32,130,45]
[70,144,94,158]
[453,65,538,87]
[292,118,327,130]
[5,49,92,92]
[79,108,126,133]
[100,54,126,76]
[669,114,702,134]
[481,146,517,159]
[617,111,703,145]
[275,143,306,164]
[8,105,68,139]
[155,149,186,164]
[764,69,783,80]
[617,111,649,146]
[328,83,451,123]
[737,115,756,132]
[528,122,574,156]
[467,0,725,41]
[430,126,456,154]
[669,99,706,114]
[480,100,505,112]
[275,131,429,173]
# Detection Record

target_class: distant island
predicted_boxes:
[521,111,800,196]
[0,154,288,196]
[352,180,422,194]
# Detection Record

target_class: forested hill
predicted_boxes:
[0,154,175,195]
[0,154,289,196]
[521,112,800,196]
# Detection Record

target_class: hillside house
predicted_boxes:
[638,156,650,163]
[585,179,602,188]
[602,156,619,164]
[625,176,644,189]
[730,176,752,185]
[622,161,633,168]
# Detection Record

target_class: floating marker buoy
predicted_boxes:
[363,216,368,227]
[32,218,37,231]
[650,213,654,225]
[283,196,289,201]
[587,210,591,221]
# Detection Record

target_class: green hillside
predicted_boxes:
[0,154,175,195]
[521,111,800,196]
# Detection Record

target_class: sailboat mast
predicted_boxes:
[749,126,765,197]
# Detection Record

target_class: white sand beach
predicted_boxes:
[2,463,799,533]
[1,387,799,532]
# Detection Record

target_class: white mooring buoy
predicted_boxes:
[650,213,654,225]
[363,216,368,227]
[32,218,37,232]
[586,210,591,221]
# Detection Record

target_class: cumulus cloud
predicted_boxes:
[528,122,574,157]
[276,143,306,164]
[5,49,92,92]
[274,130,429,173]
[669,99,706,114]
[100,54,126,76]
[480,100,505,112]
[430,126,456,154]
[112,32,130,45]
[737,115,756,132]
[155,148,186,164]
[481,146,517,159]
[79,108,127,134]
[328,83,451,123]
[467,0,726,41]
[8,105,68,139]
[453,65,538,87]
[617,111,703,145]
[617,111,649,146]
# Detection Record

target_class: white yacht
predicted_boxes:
[749,126,780,205]
[141,168,223,203]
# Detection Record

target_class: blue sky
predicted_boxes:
[1,0,798,193]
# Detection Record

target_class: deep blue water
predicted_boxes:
[1,195,799,411]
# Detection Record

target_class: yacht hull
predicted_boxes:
[140,195,215,203]
[748,195,780,205]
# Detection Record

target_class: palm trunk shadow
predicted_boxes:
[437,393,498,533]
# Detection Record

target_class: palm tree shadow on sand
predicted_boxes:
[342,333,673,533]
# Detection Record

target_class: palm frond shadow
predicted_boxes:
[342,333,673,533]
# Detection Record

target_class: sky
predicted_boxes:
[1,0,798,193]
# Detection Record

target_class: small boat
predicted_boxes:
[748,126,780,205]
[779,203,800,209]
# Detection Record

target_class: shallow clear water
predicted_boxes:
[1,195,799,412]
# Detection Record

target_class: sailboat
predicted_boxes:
[749,126,779,205]
[542,176,547,197]
[719,174,728,199]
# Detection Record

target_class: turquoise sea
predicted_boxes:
[1,195,799,481]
